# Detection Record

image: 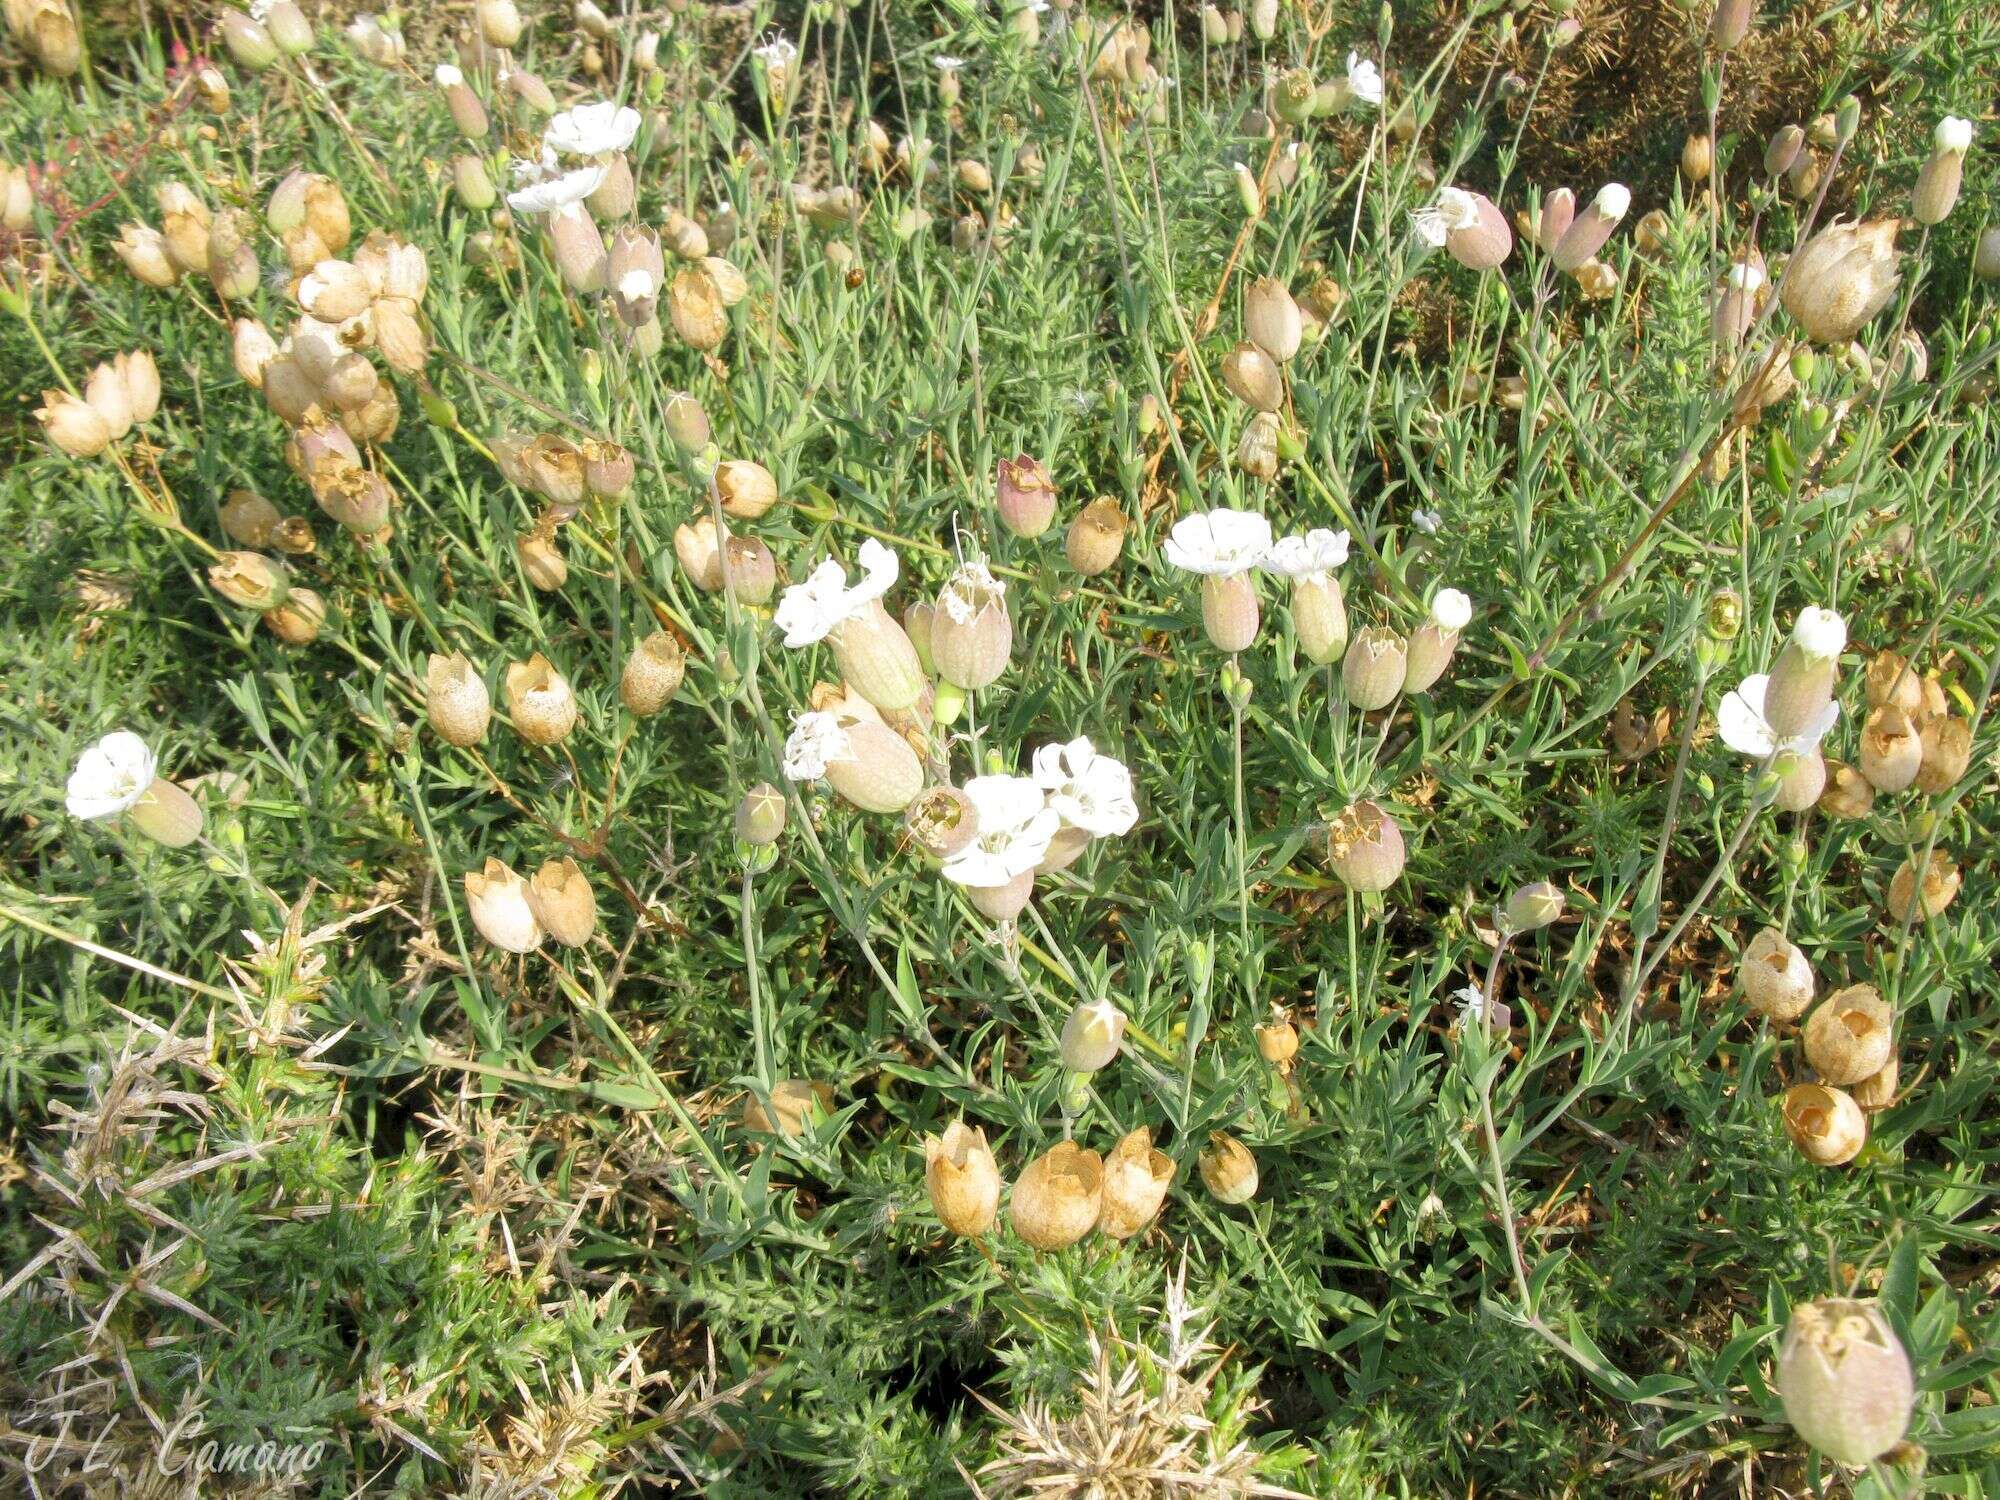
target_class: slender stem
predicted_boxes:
[743,865,772,1086]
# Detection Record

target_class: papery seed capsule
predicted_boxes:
[1245,276,1303,361]
[1915,713,1971,793]
[1778,1299,1913,1465]
[1198,1132,1258,1205]
[1221,341,1284,412]
[1887,850,1959,923]
[738,1079,832,1136]
[83,361,133,439]
[114,224,179,287]
[1858,705,1921,793]
[1863,649,1922,715]
[668,266,728,349]
[1010,1141,1104,1250]
[426,652,491,746]
[1325,799,1405,892]
[209,550,290,611]
[1065,497,1128,575]
[1818,759,1874,819]
[1059,998,1126,1073]
[504,653,578,745]
[1098,1127,1176,1240]
[464,858,544,952]
[926,1121,1001,1237]
[996,453,1056,537]
[1851,1055,1898,1112]
[1341,626,1407,710]
[1782,1083,1866,1165]
[1256,1013,1300,1067]
[1803,984,1893,1085]
[905,785,979,858]
[717,459,778,519]
[674,517,723,592]
[824,719,924,814]
[526,857,597,947]
[517,533,568,591]
[621,631,685,715]
[1782,220,1901,345]
[263,587,326,645]
[1682,133,1714,182]
[219,489,281,547]
[1740,926,1815,1021]
[1236,411,1280,480]
[311,463,394,533]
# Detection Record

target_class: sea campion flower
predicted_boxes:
[1332,51,1383,109]
[1914,116,1974,225]
[776,539,899,647]
[1717,675,1839,757]
[544,101,641,157]
[66,732,157,821]
[776,540,925,710]
[1164,509,1273,653]
[1264,528,1351,664]
[1033,737,1138,837]
[782,711,854,782]
[1412,187,1511,270]
[942,774,1060,919]
[505,154,608,216]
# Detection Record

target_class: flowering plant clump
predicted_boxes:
[3,5,1998,1497]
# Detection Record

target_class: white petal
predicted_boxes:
[1717,675,1778,757]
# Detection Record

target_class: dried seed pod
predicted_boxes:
[620,631,685,716]
[1864,650,1923,715]
[1802,985,1893,1085]
[1739,927,1814,1022]
[1011,1142,1104,1250]
[1914,714,1971,794]
[1244,276,1302,362]
[525,857,597,947]
[1220,342,1284,412]
[674,517,724,592]
[504,653,578,745]
[1886,850,1959,923]
[905,784,978,858]
[1198,1132,1258,1204]
[667,265,728,349]
[1858,705,1922,793]
[1818,759,1875,819]
[516,533,568,592]
[1065,498,1129,576]
[464,858,543,952]
[1778,1300,1914,1465]
[1781,220,1900,345]
[219,489,281,547]
[1325,799,1405,892]
[427,652,491,746]
[208,551,290,611]
[1098,1127,1176,1240]
[996,453,1056,537]
[263,587,326,645]
[925,1122,1001,1237]
[1851,1055,1898,1112]
[742,1080,834,1136]
[1781,1083,1866,1165]
[1256,1012,1300,1067]
[723,535,778,605]
[1236,411,1280,480]
[717,459,778,519]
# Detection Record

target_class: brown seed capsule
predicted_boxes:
[674,517,724,592]
[427,652,491,746]
[1065,497,1129,576]
[742,1079,834,1137]
[1887,850,1960,923]
[925,1121,1001,1237]
[1325,799,1405,893]
[1682,133,1714,182]
[1739,927,1815,1022]
[1256,1013,1300,1067]
[1781,220,1901,345]
[1098,1127,1176,1240]
[1818,759,1875,819]
[1864,650,1923,715]
[905,784,979,858]
[1198,1132,1258,1205]
[504,653,578,746]
[735,782,788,844]
[1245,276,1303,362]
[36,391,112,459]
[1803,985,1893,1085]
[668,266,728,350]
[209,551,290,611]
[1858,705,1922,793]
[1851,1055,1899,1112]
[996,453,1056,538]
[517,533,568,592]
[464,858,543,953]
[717,459,779,519]
[1341,626,1407,710]
[220,489,282,547]
[114,224,180,288]
[1915,714,1971,794]
[1010,1141,1104,1250]
[525,857,597,947]
[1778,1299,1914,1465]
[262,587,326,645]
[1220,342,1284,412]
[621,632,685,716]
[1782,1083,1866,1165]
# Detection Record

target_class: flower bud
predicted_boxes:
[1325,799,1405,892]
[1740,927,1814,1021]
[659,393,711,455]
[437,68,489,139]
[1341,626,1407,710]
[723,535,778,605]
[925,1122,1001,1237]
[931,563,1012,690]
[1781,220,1900,345]
[735,782,788,845]
[1887,850,1959,923]
[1818,760,1875,819]
[525,857,596,947]
[125,777,205,848]
[1201,573,1260,653]
[1220,342,1284,412]
[453,154,497,211]
[1551,183,1630,272]
[505,66,555,114]
[1912,117,1973,226]
[832,601,927,712]
[1773,749,1826,812]
[996,453,1056,538]
[209,551,290,611]
[824,719,924,814]
[1010,1141,1103,1250]
[1782,1083,1865,1166]
[219,489,281,547]
[220,11,280,70]
[1503,880,1565,934]
[1763,608,1845,739]
[621,631,685,716]
[1059,999,1126,1073]
[1245,276,1303,362]
[717,459,778,519]
[1778,1300,1913,1465]
[1915,713,1971,793]
[1198,1132,1258,1205]
[1710,0,1754,50]
[504,653,578,745]
[477,0,522,47]
[1803,984,1892,1085]
[1065,497,1128,575]
[1404,589,1471,692]
[1763,124,1805,180]
[465,858,544,952]
[1098,1127,1175,1240]
[1857,705,1921,793]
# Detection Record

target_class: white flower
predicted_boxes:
[1411,507,1442,535]
[1593,182,1631,221]
[1727,261,1765,292]
[544,101,641,157]
[1033,738,1138,838]
[1411,186,1479,248]
[1453,984,1489,1025]
[505,159,608,215]
[617,268,657,301]
[932,55,965,72]
[249,0,273,17]
[782,711,854,781]
[1162,509,1273,577]
[941,775,1060,888]
[1430,588,1472,631]
[753,34,798,70]
[1936,116,1974,154]
[1345,51,1383,108]
[1263,528,1350,582]
[774,538,900,647]
[434,64,464,88]
[66,732,156,821]
[1718,674,1840,758]
[1791,606,1846,661]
